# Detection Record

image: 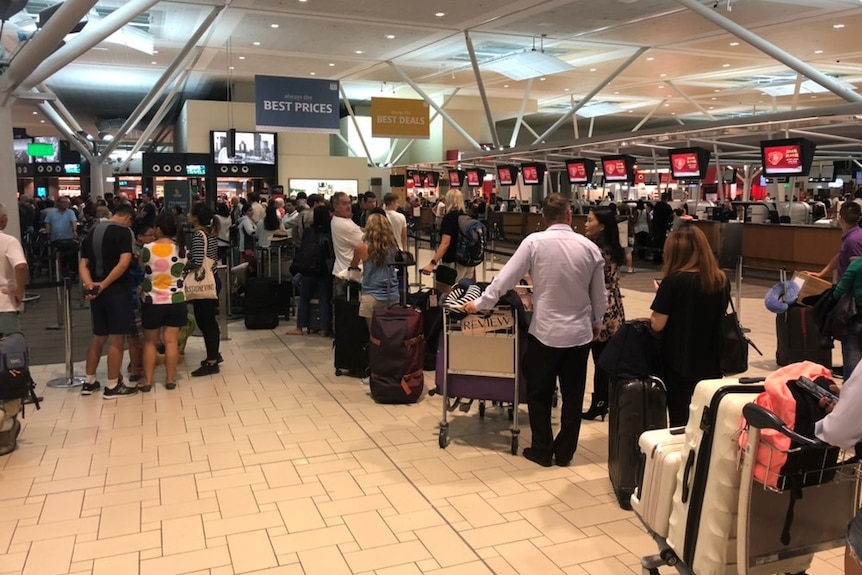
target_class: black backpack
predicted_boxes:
[290,227,334,277]
[0,333,40,414]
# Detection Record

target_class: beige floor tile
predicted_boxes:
[254,482,327,505]
[445,493,506,528]
[316,493,392,518]
[542,534,627,568]
[261,461,302,488]
[297,545,352,575]
[227,530,279,573]
[422,560,495,574]
[205,510,284,538]
[278,497,326,533]
[343,511,399,549]
[92,551,140,575]
[99,501,142,538]
[39,490,84,524]
[73,530,162,561]
[271,525,354,554]
[217,485,260,519]
[140,545,232,575]
[163,515,206,556]
[22,535,75,575]
[415,524,479,567]
[519,507,587,544]
[460,520,543,549]
[318,470,364,500]
[343,540,432,572]
[13,515,99,545]
[497,540,566,574]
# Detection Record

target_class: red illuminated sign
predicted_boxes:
[522,166,539,184]
[567,162,588,183]
[763,144,803,174]
[466,170,480,186]
[448,170,461,187]
[670,152,701,178]
[603,159,629,181]
[498,168,513,186]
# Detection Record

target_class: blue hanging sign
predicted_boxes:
[255,75,340,134]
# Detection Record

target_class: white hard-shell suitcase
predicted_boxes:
[631,427,685,538]
[665,379,811,575]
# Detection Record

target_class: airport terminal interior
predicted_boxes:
[3,0,862,574]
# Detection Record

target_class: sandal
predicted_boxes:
[137,382,152,393]
[165,382,177,390]
[285,328,305,336]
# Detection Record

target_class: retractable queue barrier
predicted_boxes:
[217,265,230,341]
[46,252,64,330]
[46,277,86,388]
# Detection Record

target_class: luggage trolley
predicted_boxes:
[736,403,860,575]
[437,305,521,455]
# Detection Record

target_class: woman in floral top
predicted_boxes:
[140,212,187,392]
[582,206,626,421]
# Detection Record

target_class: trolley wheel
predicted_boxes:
[478,402,486,418]
[660,548,678,567]
[508,407,514,421]
[335,370,342,377]
[438,428,448,449]
[511,435,519,455]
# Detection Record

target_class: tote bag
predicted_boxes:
[184,231,217,301]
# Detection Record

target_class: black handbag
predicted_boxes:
[829,290,858,339]
[720,293,759,375]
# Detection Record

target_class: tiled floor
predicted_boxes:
[2,248,848,575]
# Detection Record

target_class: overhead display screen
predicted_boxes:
[520,163,545,185]
[601,155,636,183]
[760,138,815,177]
[465,168,484,187]
[497,166,515,186]
[565,159,596,184]
[448,170,463,188]
[212,130,276,165]
[668,147,710,179]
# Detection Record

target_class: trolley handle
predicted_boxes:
[742,403,822,447]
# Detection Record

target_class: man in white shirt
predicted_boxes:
[383,193,408,251]
[464,193,607,467]
[0,203,29,455]
[330,191,364,297]
[249,193,265,225]
[281,199,300,240]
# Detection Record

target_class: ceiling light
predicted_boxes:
[32,111,37,115]
[628,109,633,113]
[151,60,157,64]
[814,49,823,54]
[714,89,721,92]
[729,42,739,46]
[564,88,570,92]
[253,41,261,46]
[589,68,597,72]
[613,91,619,94]
[646,57,654,61]
[229,66,235,70]
[503,84,509,88]
[658,85,664,88]
[539,77,546,81]
[271,24,279,28]
[298,0,307,2]
[664,103,670,107]
[328,62,335,67]
[40,120,44,123]
[709,106,714,109]
[385,34,396,39]
[355,50,364,54]
[722,63,731,67]
[152,50,158,54]
[482,51,575,81]
[435,12,445,17]
[310,72,316,75]
[238,56,246,60]
[833,23,845,29]
[811,95,817,98]
[660,73,667,77]
[711,97,716,100]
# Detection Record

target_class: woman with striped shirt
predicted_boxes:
[187,203,222,377]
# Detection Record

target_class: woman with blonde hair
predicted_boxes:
[647,223,728,426]
[421,188,475,287]
[350,210,400,385]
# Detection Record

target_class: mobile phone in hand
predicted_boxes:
[794,376,838,404]
[85,285,100,297]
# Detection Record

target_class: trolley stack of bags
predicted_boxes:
[626,369,841,574]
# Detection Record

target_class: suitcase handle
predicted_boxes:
[681,450,695,504]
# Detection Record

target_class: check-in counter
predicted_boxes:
[692,220,721,255]
[742,223,840,273]
[500,212,527,241]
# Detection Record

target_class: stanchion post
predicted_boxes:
[488,222,500,271]
[218,265,231,341]
[409,229,421,289]
[47,278,85,388]
[46,253,64,330]
[736,255,751,334]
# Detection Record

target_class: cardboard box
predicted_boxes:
[791,272,832,302]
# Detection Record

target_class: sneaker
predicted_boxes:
[102,382,139,399]
[191,363,220,377]
[361,377,370,386]
[81,381,101,395]
[0,418,21,456]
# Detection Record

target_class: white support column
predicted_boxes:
[509,79,532,148]
[0,0,99,100]
[464,31,500,150]
[388,61,483,150]
[0,106,20,239]
[23,0,163,90]
[674,0,862,103]
[534,47,648,144]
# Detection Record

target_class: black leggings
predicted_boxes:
[192,298,220,361]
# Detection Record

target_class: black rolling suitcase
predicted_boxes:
[775,305,831,368]
[608,376,667,510]
[244,277,279,330]
[333,282,368,377]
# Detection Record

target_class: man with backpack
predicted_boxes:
[421,189,483,289]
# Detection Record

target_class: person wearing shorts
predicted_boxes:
[139,212,188,392]
[349,211,400,385]
[79,204,137,398]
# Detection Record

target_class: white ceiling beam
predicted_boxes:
[391,89,460,166]
[0,0,99,102]
[99,7,223,159]
[674,0,862,104]
[22,0,163,91]
[533,47,648,144]
[388,61,482,150]
[509,78,533,148]
[464,31,500,150]
[664,80,716,121]
[632,99,668,133]
[36,102,94,163]
[39,83,85,135]
[339,83,375,167]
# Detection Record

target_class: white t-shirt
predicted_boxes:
[331,216,364,278]
[0,231,27,313]
[385,209,407,251]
